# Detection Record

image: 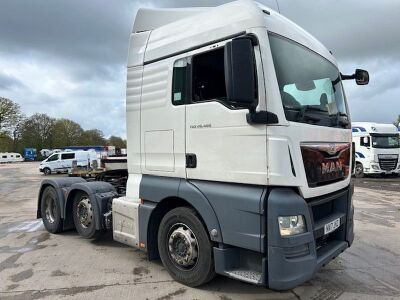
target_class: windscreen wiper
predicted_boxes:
[330,112,349,128]
[284,105,326,123]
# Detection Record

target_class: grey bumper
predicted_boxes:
[266,185,354,290]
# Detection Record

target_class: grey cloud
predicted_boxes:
[0,0,399,138]
[0,72,25,90]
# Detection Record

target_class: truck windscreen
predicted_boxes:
[371,135,400,148]
[269,33,348,128]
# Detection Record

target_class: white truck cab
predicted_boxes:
[39,150,97,175]
[37,0,369,290]
[352,122,400,177]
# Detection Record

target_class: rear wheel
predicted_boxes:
[41,186,62,233]
[72,192,102,238]
[355,163,364,178]
[158,207,215,287]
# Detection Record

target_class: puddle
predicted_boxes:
[0,220,44,239]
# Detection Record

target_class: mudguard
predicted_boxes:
[37,177,86,219]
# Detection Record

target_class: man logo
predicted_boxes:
[321,161,343,175]
[327,144,338,155]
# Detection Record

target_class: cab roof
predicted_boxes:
[352,122,400,134]
[130,0,335,67]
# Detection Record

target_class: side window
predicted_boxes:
[172,59,188,105]
[16,155,20,158]
[360,136,370,147]
[192,47,226,103]
[2,155,6,158]
[61,153,75,160]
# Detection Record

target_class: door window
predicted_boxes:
[171,41,258,109]
[192,48,227,103]
[47,154,59,162]
[360,137,370,147]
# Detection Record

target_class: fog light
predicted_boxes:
[278,215,306,236]
[371,165,379,170]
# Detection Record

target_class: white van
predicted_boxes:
[39,150,97,175]
[0,152,24,163]
[352,122,400,177]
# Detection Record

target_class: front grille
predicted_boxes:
[379,159,398,171]
[307,188,349,256]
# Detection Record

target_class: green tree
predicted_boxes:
[108,135,127,148]
[52,118,84,147]
[20,113,55,150]
[0,97,22,135]
[80,129,106,145]
[0,132,13,152]
[393,115,400,127]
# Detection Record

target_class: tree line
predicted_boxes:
[0,97,126,154]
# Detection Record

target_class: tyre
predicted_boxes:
[43,168,51,175]
[72,192,101,238]
[41,186,63,233]
[158,207,215,287]
[354,163,364,178]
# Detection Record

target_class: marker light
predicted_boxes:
[278,215,306,236]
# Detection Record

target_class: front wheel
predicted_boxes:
[354,163,364,178]
[43,168,51,175]
[72,192,102,238]
[158,207,215,287]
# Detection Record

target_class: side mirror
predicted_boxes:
[224,38,257,110]
[362,137,369,145]
[355,69,369,85]
[341,69,369,85]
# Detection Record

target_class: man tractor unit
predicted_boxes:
[37,0,369,290]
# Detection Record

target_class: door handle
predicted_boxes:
[186,154,197,168]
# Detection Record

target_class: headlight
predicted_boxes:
[278,215,306,236]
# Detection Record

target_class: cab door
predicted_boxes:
[184,39,267,186]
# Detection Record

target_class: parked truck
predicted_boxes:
[352,122,400,177]
[37,1,369,290]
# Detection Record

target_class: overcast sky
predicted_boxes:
[0,0,399,137]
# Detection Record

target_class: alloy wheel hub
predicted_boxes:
[168,225,198,268]
[77,197,93,228]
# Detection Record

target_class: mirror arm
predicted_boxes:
[340,72,356,80]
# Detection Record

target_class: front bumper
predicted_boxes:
[266,184,354,290]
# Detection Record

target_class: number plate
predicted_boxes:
[324,218,340,235]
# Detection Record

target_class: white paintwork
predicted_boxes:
[352,122,400,175]
[39,150,97,173]
[0,152,24,163]
[112,196,140,248]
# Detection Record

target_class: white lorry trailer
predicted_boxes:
[37,1,369,290]
[352,122,400,177]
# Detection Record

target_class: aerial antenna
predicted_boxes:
[275,0,281,13]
